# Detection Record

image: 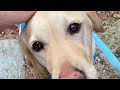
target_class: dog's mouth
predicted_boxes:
[59,68,87,79]
[75,68,87,79]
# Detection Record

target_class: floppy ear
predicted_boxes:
[19,30,50,79]
[86,11,105,32]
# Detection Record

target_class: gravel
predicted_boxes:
[95,11,120,79]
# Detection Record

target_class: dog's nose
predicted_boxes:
[59,68,86,79]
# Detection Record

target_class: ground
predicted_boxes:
[0,11,120,79]
[95,11,120,79]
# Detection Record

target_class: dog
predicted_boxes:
[19,11,105,79]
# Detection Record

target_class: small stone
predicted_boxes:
[113,14,120,19]
[107,76,110,78]
[103,65,105,67]
[115,47,120,55]
[103,70,106,73]
[1,32,5,36]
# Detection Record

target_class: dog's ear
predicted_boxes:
[19,30,50,79]
[86,11,105,32]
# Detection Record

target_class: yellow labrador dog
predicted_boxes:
[19,11,104,79]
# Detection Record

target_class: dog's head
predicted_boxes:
[19,11,104,79]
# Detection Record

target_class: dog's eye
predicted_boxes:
[32,41,44,52]
[68,23,81,34]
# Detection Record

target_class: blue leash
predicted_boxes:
[92,32,120,75]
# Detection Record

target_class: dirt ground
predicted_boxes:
[95,11,120,79]
[0,11,120,79]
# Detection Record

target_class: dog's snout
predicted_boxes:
[59,68,86,79]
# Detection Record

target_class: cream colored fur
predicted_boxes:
[19,11,104,79]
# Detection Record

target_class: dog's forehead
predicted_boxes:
[31,11,87,30]
[28,11,88,43]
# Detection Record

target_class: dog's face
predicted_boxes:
[19,11,104,79]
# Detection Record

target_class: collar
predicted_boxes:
[19,23,25,35]
[93,52,97,63]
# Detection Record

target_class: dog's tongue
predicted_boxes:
[60,69,85,79]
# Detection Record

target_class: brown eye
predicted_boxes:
[32,41,44,52]
[68,23,81,34]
